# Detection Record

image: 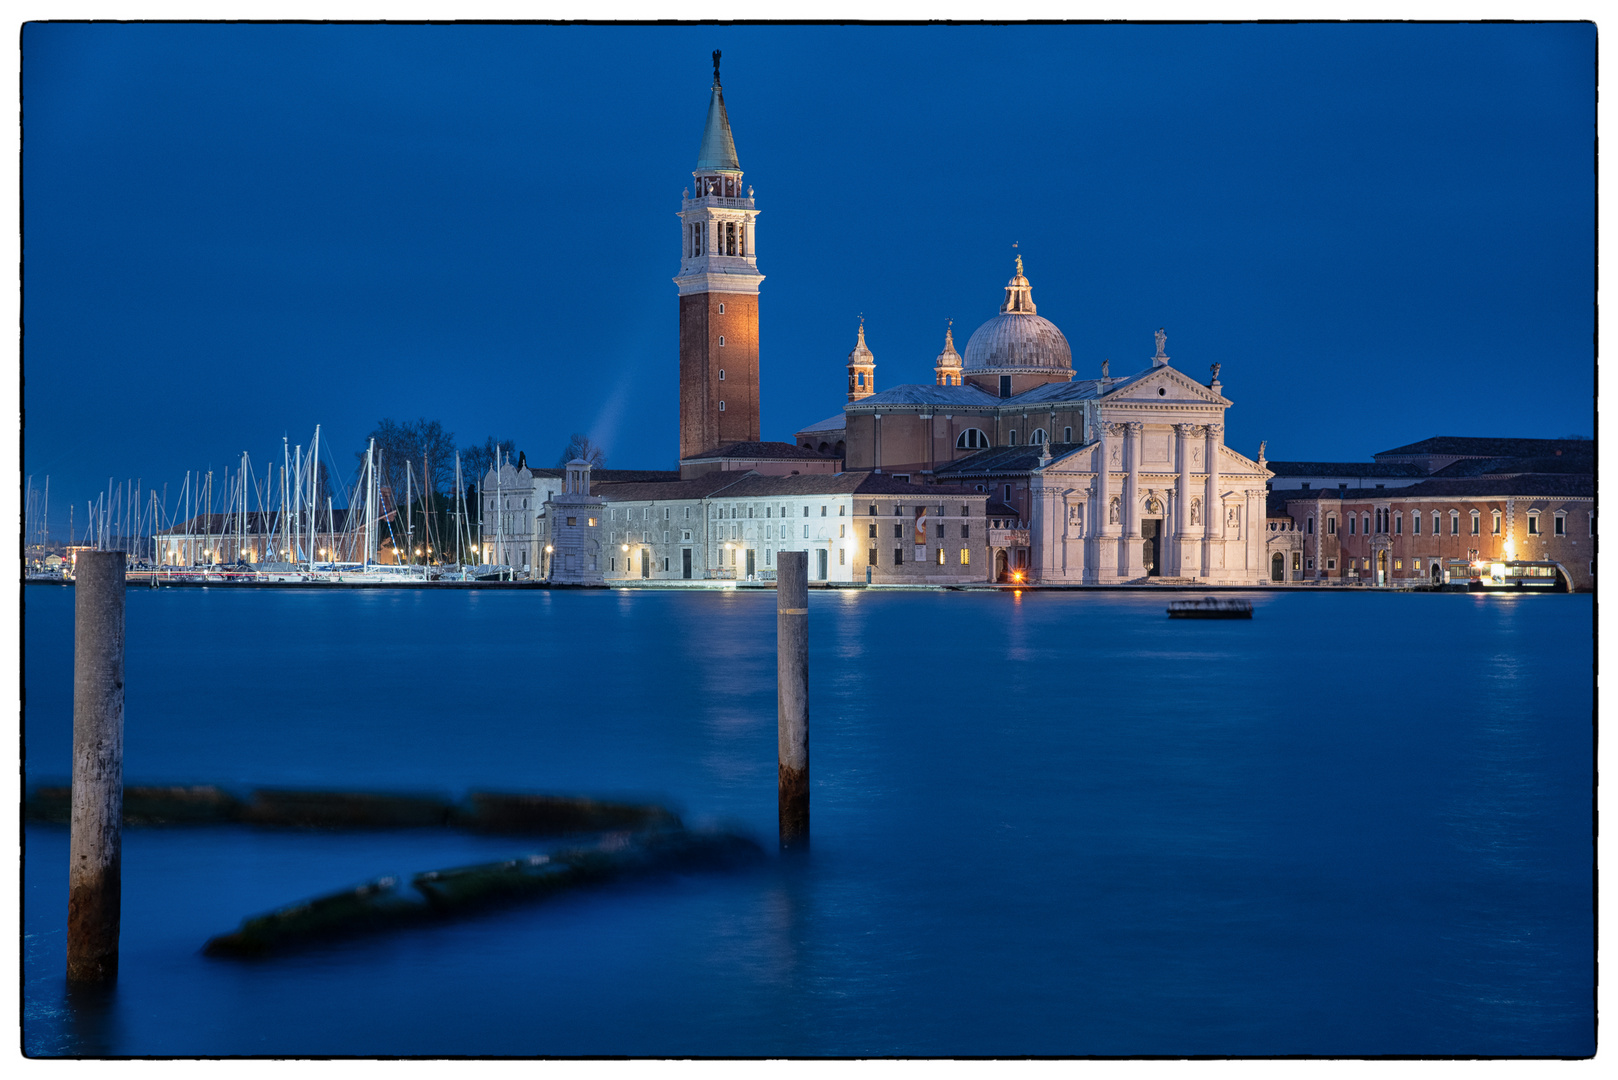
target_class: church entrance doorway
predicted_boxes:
[1430,560,1441,584]
[816,548,828,580]
[1376,550,1387,585]
[682,548,692,579]
[1142,519,1162,577]
[746,549,756,579]
[994,549,1008,582]
[1271,552,1285,582]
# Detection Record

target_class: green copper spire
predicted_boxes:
[695,51,741,172]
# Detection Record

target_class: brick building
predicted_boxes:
[1280,475,1593,590]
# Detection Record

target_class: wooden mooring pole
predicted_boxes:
[68,550,126,983]
[776,551,809,850]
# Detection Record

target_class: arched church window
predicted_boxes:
[718,303,725,314]
[718,336,725,347]
[956,429,989,450]
[719,400,726,411]
[1031,429,1047,445]
[719,369,726,381]
[1009,430,1019,445]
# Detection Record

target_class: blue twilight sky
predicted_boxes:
[21,22,1595,533]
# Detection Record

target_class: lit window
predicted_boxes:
[936,548,945,565]
[1493,511,1501,535]
[960,548,970,565]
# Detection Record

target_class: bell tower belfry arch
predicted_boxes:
[675,51,764,462]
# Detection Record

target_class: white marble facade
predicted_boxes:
[1026,365,1270,584]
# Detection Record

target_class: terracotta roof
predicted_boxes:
[712,471,986,499]
[682,441,832,462]
[1284,474,1594,502]
[1374,436,1591,460]
[935,443,1089,476]
[592,474,746,502]
[1266,461,1428,477]
[1428,448,1594,478]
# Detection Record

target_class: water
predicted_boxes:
[22,585,1594,1056]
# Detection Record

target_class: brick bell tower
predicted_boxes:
[675,51,764,461]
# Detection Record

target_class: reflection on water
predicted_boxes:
[22,586,1593,1056]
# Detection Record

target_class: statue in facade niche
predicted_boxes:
[1109,498,1120,525]
[1191,499,1201,525]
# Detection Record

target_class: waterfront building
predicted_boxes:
[544,459,606,584]
[157,510,375,565]
[796,265,1273,584]
[1264,435,1594,590]
[1281,475,1594,591]
[595,471,988,584]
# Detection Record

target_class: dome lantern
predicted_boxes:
[960,257,1074,387]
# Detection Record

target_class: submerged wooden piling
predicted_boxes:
[68,550,126,983]
[776,550,810,850]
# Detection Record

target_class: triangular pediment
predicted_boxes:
[1105,365,1229,405]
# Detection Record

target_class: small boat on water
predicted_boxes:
[1167,598,1253,619]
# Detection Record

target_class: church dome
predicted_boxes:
[960,259,1073,376]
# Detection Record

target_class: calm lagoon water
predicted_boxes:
[22,585,1594,1056]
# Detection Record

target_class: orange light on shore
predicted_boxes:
[1010,570,1025,583]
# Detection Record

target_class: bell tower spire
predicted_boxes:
[675,53,764,462]
[934,320,962,386]
[847,317,876,402]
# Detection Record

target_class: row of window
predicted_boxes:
[1323,508,1582,537]
[953,426,1076,450]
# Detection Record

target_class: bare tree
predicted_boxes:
[357,418,460,502]
[461,436,517,485]
[557,433,606,468]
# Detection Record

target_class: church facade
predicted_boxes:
[797,262,1273,584]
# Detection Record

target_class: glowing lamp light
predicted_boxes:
[621,544,629,552]
[544,545,553,554]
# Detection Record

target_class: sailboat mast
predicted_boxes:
[307,425,320,569]
[364,438,377,565]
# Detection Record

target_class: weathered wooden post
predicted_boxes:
[68,550,126,983]
[776,550,810,850]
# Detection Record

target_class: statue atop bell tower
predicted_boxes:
[674,53,764,462]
